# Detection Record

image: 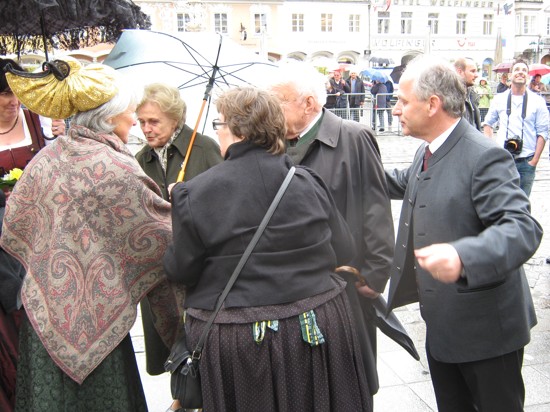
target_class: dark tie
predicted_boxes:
[423,146,432,171]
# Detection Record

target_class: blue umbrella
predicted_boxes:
[360,68,389,83]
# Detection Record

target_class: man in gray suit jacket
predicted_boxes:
[386,56,543,411]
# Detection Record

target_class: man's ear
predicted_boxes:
[427,95,441,117]
[304,95,317,114]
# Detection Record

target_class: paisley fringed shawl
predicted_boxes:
[0,125,183,384]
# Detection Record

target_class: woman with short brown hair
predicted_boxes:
[164,86,373,412]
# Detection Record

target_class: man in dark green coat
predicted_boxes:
[269,65,395,404]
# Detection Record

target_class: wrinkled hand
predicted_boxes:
[167,183,177,198]
[52,119,65,136]
[335,265,380,299]
[356,282,380,299]
[414,243,463,283]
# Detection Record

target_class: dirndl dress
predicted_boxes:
[186,278,372,412]
[15,315,149,412]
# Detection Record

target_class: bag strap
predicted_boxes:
[191,166,296,360]
[22,109,47,151]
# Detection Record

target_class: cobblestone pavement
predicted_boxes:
[132,130,550,411]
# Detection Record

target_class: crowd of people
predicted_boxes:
[323,68,394,130]
[0,52,548,412]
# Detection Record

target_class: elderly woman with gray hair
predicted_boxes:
[135,83,223,412]
[0,59,180,411]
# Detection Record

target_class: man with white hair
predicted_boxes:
[268,63,395,404]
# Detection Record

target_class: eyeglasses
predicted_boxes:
[212,119,227,131]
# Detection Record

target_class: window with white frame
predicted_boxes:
[321,13,333,32]
[378,12,390,34]
[401,12,412,34]
[349,14,360,32]
[176,6,206,32]
[456,13,467,35]
[292,13,304,32]
[177,13,190,32]
[254,13,267,34]
[428,13,439,34]
[214,13,228,34]
[522,15,536,35]
[483,14,493,35]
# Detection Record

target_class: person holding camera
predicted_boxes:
[483,60,549,197]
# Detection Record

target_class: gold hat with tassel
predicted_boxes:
[4,57,118,119]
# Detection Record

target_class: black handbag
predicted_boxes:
[164,167,296,409]
[164,327,202,409]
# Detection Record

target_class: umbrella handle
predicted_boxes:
[335,266,364,285]
[177,37,222,182]
[4,60,70,81]
[176,98,209,182]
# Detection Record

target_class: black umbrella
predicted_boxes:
[390,52,422,84]
[336,267,420,361]
[390,65,406,84]
[371,295,420,360]
[0,0,150,60]
[370,56,395,66]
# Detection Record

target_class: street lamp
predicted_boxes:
[530,34,543,64]
[537,35,543,64]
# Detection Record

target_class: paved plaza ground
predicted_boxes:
[131,131,550,411]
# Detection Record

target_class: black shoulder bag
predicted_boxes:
[164,167,296,409]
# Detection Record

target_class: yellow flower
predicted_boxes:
[8,168,23,181]
[1,168,24,187]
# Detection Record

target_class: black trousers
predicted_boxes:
[427,346,525,412]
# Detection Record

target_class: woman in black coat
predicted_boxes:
[163,87,373,412]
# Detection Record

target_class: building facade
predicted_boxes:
[7,1,550,76]
[134,0,550,76]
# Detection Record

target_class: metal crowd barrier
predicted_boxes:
[325,92,401,136]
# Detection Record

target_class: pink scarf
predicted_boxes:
[0,125,184,384]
